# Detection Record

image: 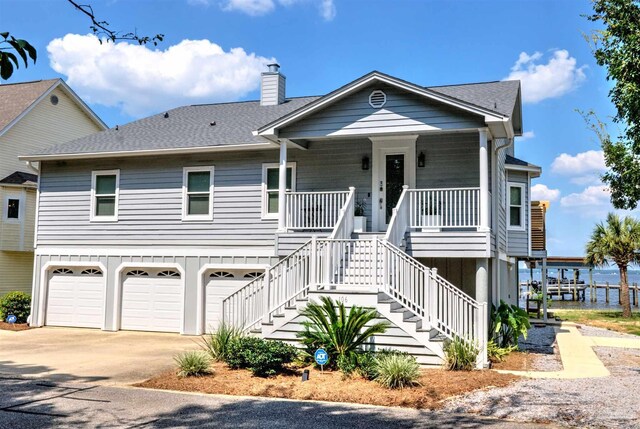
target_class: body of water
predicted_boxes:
[518,269,640,311]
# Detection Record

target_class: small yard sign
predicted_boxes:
[6,315,17,324]
[314,348,329,366]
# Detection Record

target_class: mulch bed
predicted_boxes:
[491,351,540,371]
[0,321,30,331]
[136,363,520,409]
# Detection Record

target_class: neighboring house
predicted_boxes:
[23,66,540,367]
[0,79,106,296]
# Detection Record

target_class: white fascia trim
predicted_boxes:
[182,166,215,221]
[19,142,278,162]
[0,183,37,189]
[90,169,120,222]
[505,164,542,176]
[257,73,507,136]
[196,263,269,334]
[34,247,278,257]
[56,80,108,130]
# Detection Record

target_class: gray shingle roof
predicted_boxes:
[0,171,38,185]
[0,79,59,132]
[31,96,320,157]
[26,75,522,160]
[428,80,520,117]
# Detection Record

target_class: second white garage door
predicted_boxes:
[205,270,262,332]
[121,269,183,333]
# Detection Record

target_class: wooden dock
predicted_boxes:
[521,281,640,305]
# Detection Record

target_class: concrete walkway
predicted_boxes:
[497,322,639,379]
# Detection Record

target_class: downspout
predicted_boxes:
[26,161,39,174]
[494,137,513,154]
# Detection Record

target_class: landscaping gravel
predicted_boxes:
[444,325,640,429]
[576,324,639,339]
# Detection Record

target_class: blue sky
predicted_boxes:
[1,0,629,257]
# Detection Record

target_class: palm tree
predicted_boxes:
[297,296,389,364]
[585,213,640,318]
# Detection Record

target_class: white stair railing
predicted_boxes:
[285,190,351,230]
[385,185,410,247]
[329,187,356,239]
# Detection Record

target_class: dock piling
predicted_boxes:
[606,282,610,304]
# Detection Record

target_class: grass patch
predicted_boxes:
[553,310,640,336]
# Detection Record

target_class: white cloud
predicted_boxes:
[219,0,336,20]
[551,150,606,185]
[47,34,275,117]
[560,185,610,208]
[504,49,587,103]
[518,130,535,141]
[531,184,560,202]
[222,0,275,15]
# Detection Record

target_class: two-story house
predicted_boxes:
[22,67,540,367]
[0,79,106,295]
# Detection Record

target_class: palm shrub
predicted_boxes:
[0,291,31,323]
[443,336,479,371]
[225,336,298,377]
[490,300,531,348]
[585,213,640,318]
[200,323,243,362]
[297,296,389,370]
[374,352,421,388]
[174,351,212,377]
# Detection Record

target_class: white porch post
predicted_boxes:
[479,129,490,231]
[542,257,548,322]
[277,141,287,232]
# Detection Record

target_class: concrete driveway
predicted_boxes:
[0,327,198,385]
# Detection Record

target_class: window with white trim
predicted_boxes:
[3,192,24,223]
[182,166,214,220]
[262,162,296,218]
[508,183,525,230]
[91,170,119,221]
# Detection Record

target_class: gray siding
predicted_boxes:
[279,83,485,139]
[496,139,507,253]
[507,170,529,256]
[31,251,278,335]
[260,73,285,106]
[416,132,479,189]
[406,231,491,258]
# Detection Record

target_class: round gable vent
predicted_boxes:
[368,90,387,108]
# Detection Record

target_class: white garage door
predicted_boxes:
[121,269,182,333]
[46,268,104,328]
[205,270,263,332]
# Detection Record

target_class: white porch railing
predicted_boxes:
[223,236,488,367]
[285,190,351,230]
[408,188,480,229]
[385,185,410,247]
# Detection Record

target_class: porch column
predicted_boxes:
[479,129,490,231]
[476,257,489,306]
[541,257,548,322]
[277,141,287,232]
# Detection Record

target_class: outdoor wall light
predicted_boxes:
[418,152,426,168]
[362,156,370,170]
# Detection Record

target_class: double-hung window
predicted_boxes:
[262,163,296,218]
[183,166,214,220]
[508,183,525,230]
[91,170,119,221]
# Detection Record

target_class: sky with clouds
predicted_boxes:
[1,0,632,257]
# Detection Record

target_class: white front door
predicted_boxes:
[120,269,183,333]
[371,136,418,232]
[46,268,104,328]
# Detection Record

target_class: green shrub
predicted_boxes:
[443,336,479,371]
[201,323,243,362]
[487,340,517,363]
[355,351,378,380]
[174,351,211,377]
[490,300,531,348]
[226,336,298,377]
[0,291,31,323]
[374,353,421,389]
[297,296,388,369]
